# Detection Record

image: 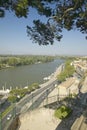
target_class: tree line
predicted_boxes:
[57,60,75,83]
[8,82,40,103]
[0,55,54,69]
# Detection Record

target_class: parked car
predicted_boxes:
[7,114,12,120]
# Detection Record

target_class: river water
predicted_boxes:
[0,59,65,89]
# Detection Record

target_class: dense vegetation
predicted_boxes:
[54,105,72,119]
[0,55,54,70]
[0,0,87,45]
[57,60,75,83]
[8,83,40,103]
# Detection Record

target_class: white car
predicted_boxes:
[7,116,10,120]
[7,114,12,120]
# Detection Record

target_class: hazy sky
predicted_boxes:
[0,8,87,56]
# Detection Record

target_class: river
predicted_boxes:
[0,59,65,89]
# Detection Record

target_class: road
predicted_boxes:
[1,104,16,130]
[1,79,58,130]
[1,64,64,130]
[16,79,57,113]
[15,63,64,113]
[29,82,57,110]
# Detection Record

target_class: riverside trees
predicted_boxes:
[0,0,87,45]
[8,82,40,103]
[0,55,54,69]
[57,60,75,83]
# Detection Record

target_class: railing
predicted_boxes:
[40,94,68,108]
[0,93,69,129]
[0,91,72,130]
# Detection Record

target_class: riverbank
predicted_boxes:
[16,63,64,107]
[40,63,64,88]
[18,64,64,130]
[0,55,54,70]
[0,59,64,89]
[18,59,87,130]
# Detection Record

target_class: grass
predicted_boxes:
[2,105,14,118]
[54,105,72,119]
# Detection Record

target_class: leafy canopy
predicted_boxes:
[0,0,87,45]
[57,60,75,82]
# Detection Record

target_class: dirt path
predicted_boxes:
[19,108,61,130]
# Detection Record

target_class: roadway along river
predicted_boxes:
[0,59,65,89]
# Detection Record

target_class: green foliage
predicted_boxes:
[8,57,19,66]
[8,82,40,103]
[8,95,17,103]
[0,0,87,45]
[57,60,75,82]
[8,88,28,103]
[57,71,66,82]
[29,83,40,90]
[54,105,72,119]
[27,0,87,44]
[14,0,28,18]
[0,55,54,69]
[2,105,13,118]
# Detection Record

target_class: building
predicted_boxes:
[58,77,79,95]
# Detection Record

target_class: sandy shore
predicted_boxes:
[19,108,61,130]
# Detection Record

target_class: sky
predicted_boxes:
[0,8,87,56]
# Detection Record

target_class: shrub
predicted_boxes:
[57,60,75,82]
[54,105,72,119]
